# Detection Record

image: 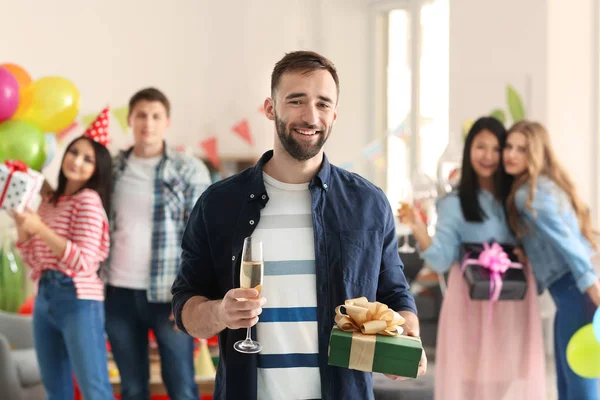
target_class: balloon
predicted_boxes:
[566,324,600,378]
[13,76,80,133]
[0,63,32,89]
[593,307,600,343]
[0,120,46,171]
[0,67,19,122]
[42,132,57,169]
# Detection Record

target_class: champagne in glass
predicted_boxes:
[234,237,264,354]
[398,184,416,253]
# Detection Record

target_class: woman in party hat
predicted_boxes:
[12,106,114,400]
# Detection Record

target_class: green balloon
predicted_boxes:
[566,324,600,378]
[0,120,46,171]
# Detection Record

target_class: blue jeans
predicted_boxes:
[105,285,198,400]
[33,270,113,400]
[549,273,599,400]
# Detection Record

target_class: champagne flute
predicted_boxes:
[233,236,264,354]
[398,183,416,253]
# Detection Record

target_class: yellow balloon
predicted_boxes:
[566,324,600,378]
[14,76,80,133]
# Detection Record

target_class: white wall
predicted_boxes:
[1,0,375,185]
[546,0,596,217]
[450,0,598,219]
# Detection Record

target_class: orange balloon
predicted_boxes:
[0,63,32,89]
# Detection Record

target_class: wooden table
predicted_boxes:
[108,358,215,396]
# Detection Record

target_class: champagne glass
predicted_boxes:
[398,183,416,253]
[233,236,264,354]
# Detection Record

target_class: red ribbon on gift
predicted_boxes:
[461,242,523,323]
[0,160,29,208]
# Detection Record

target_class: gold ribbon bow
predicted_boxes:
[334,297,405,336]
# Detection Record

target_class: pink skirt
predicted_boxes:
[434,263,547,400]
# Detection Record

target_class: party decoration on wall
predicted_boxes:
[363,139,386,169]
[200,137,220,169]
[566,324,600,378]
[506,85,525,123]
[82,106,110,147]
[258,104,265,114]
[14,76,80,133]
[389,121,407,138]
[483,84,526,132]
[56,121,79,142]
[0,120,46,171]
[339,162,354,171]
[0,63,31,89]
[81,112,97,128]
[489,109,506,125]
[232,119,254,146]
[0,67,20,122]
[112,105,129,134]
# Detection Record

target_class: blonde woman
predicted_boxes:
[504,120,600,399]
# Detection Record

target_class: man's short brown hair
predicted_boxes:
[271,51,339,99]
[128,87,171,117]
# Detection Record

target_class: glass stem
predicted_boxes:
[245,327,252,342]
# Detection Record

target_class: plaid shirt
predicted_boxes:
[107,144,211,302]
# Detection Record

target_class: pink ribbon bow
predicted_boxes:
[461,242,523,323]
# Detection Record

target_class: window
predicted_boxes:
[370,0,449,208]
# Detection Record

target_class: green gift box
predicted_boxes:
[328,326,423,378]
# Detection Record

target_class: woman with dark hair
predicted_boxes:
[399,116,546,399]
[504,120,599,399]
[12,110,114,400]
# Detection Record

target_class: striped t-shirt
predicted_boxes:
[252,173,321,400]
[16,189,110,301]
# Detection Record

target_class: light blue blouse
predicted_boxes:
[420,190,515,273]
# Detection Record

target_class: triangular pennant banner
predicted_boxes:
[339,162,354,171]
[200,137,220,169]
[56,121,79,142]
[232,119,253,146]
[81,113,97,128]
[113,106,129,134]
[258,104,265,114]
[363,139,384,161]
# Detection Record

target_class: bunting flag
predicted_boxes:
[56,121,79,142]
[232,119,253,146]
[363,139,386,170]
[389,121,407,138]
[339,162,354,171]
[258,104,265,114]
[112,105,129,134]
[81,113,97,128]
[200,137,220,169]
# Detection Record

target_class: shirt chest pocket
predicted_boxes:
[329,230,383,288]
[162,179,186,219]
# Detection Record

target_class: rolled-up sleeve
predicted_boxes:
[376,193,417,314]
[171,193,220,333]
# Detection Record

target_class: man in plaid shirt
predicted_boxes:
[104,88,211,400]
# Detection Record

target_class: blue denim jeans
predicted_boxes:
[33,270,113,400]
[549,273,599,400]
[105,285,198,400]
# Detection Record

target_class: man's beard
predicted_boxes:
[275,114,331,161]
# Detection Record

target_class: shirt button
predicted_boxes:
[262,195,266,200]
[249,220,255,225]
[232,256,236,261]
[250,194,255,199]
[323,183,328,189]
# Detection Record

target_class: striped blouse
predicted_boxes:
[16,189,110,301]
